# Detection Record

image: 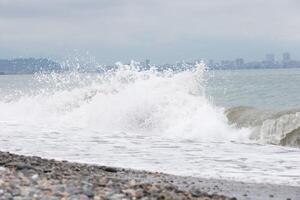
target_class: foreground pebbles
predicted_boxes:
[0,151,233,200]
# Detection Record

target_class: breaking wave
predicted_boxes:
[226,106,300,147]
[1,61,299,147]
[0,62,248,142]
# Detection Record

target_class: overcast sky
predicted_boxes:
[0,0,300,64]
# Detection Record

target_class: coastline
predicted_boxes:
[0,152,299,199]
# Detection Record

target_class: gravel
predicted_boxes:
[0,151,299,199]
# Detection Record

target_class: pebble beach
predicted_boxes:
[0,151,233,200]
[0,151,299,200]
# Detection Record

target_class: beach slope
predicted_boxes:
[0,151,298,200]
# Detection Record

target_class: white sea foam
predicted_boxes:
[1,63,300,186]
[0,62,249,141]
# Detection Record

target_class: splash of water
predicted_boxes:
[226,106,300,147]
[2,64,300,186]
[0,62,249,141]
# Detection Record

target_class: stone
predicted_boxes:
[68,194,89,200]
[122,189,136,197]
[100,166,118,173]
[31,174,39,181]
[190,187,205,197]
[12,188,21,196]
[109,193,126,200]
[65,186,80,195]
[128,180,137,186]
[52,184,65,195]
[6,162,35,170]
[12,197,23,200]
[82,184,94,197]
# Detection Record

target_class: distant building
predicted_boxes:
[282,52,291,63]
[244,61,261,69]
[208,59,214,66]
[145,59,150,67]
[235,58,244,67]
[265,54,275,64]
[220,60,235,69]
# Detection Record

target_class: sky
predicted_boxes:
[0,0,300,64]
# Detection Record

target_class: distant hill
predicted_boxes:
[0,58,61,75]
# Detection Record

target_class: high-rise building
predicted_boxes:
[265,54,275,63]
[141,59,150,69]
[283,52,291,62]
[145,59,150,67]
[235,58,244,67]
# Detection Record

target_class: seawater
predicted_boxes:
[0,64,300,186]
[207,68,300,109]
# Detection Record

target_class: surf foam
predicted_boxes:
[0,62,248,141]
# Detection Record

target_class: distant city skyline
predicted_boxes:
[1,51,300,75]
[1,1,300,64]
[1,51,300,66]
[206,52,300,69]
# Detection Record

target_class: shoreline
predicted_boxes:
[0,151,298,200]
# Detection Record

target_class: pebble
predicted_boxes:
[6,162,34,170]
[52,184,65,194]
[31,174,39,181]
[109,193,127,200]
[122,188,136,196]
[65,186,80,195]
[82,184,94,197]
[101,166,118,173]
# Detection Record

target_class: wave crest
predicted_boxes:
[0,62,248,141]
[226,106,300,147]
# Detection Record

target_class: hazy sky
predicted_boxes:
[0,0,300,64]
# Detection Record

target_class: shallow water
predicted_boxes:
[0,66,300,186]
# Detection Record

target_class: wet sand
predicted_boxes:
[0,151,299,199]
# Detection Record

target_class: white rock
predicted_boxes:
[31,174,39,181]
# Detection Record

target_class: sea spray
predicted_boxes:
[1,65,300,186]
[0,62,249,141]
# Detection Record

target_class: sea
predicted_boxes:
[0,63,300,186]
